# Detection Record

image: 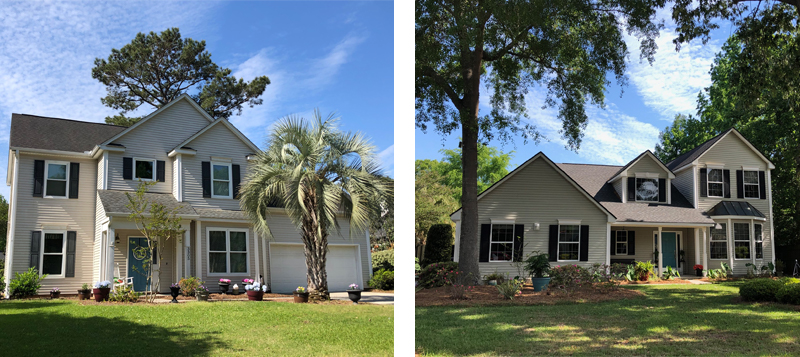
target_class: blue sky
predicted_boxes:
[0,1,394,199]
[416,8,733,171]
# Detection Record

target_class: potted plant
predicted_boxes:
[635,261,654,282]
[218,278,231,294]
[169,283,181,303]
[242,278,254,286]
[245,282,268,301]
[347,283,362,304]
[293,286,309,303]
[694,264,704,277]
[524,251,551,292]
[77,283,91,300]
[484,272,503,286]
[50,287,61,299]
[93,281,111,302]
[232,284,240,295]
[196,285,210,301]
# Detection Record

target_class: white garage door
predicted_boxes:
[269,244,361,293]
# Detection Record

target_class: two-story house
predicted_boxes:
[450,128,775,277]
[2,94,372,296]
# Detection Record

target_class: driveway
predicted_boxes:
[330,291,394,305]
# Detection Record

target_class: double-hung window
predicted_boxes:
[489,224,514,262]
[208,229,248,274]
[710,223,728,259]
[635,178,659,202]
[211,162,232,198]
[134,158,156,181]
[707,169,724,197]
[743,170,760,198]
[755,224,763,259]
[558,225,580,261]
[41,231,66,277]
[733,223,750,259]
[615,231,628,255]
[44,161,68,198]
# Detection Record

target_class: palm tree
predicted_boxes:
[239,110,391,300]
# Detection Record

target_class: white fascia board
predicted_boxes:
[11,147,91,158]
[709,215,767,222]
[610,221,715,227]
[168,148,197,157]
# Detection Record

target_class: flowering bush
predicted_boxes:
[548,265,591,295]
[295,286,306,293]
[245,282,269,293]
[497,279,524,300]
[219,278,231,284]
[94,281,112,289]
[349,283,360,290]
[443,270,474,300]
[693,264,704,271]
[242,278,254,284]
[418,262,459,288]
[589,263,622,293]
[179,276,203,296]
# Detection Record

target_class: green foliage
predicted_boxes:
[590,264,623,293]
[0,195,7,253]
[414,168,457,249]
[444,270,474,299]
[623,264,638,282]
[372,250,394,271]
[496,279,523,300]
[368,176,394,252]
[179,276,203,297]
[92,28,270,125]
[423,224,453,266]
[739,278,783,302]
[746,262,774,278]
[663,266,681,280]
[416,144,513,204]
[368,269,394,291]
[0,260,4,294]
[9,267,45,298]
[635,261,655,281]
[549,265,591,295]
[108,285,140,302]
[419,262,459,288]
[81,283,91,291]
[776,283,800,305]
[415,258,421,275]
[524,251,550,278]
[483,271,505,283]
[778,277,800,285]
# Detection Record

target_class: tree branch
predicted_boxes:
[483,25,535,62]
[418,66,464,110]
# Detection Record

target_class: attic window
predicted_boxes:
[635,178,658,202]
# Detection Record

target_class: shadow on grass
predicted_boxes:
[0,302,226,355]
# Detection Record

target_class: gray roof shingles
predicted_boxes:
[665,129,732,171]
[196,209,247,220]
[97,190,198,216]
[10,114,126,152]
[708,201,765,218]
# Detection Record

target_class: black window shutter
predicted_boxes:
[33,160,44,197]
[513,224,524,262]
[627,177,636,201]
[548,225,558,262]
[479,224,491,262]
[66,231,76,277]
[201,161,211,198]
[658,178,666,202]
[723,169,731,198]
[30,231,41,270]
[759,171,766,199]
[69,162,79,199]
[122,157,133,180]
[232,164,241,198]
[736,170,744,199]
[628,231,636,255]
[580,225,590,261]
[156,160,165,182]
[700,168,708,197]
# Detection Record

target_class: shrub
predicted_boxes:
[588,263,622,293]
[497,279,523,300]
[778,277,800,285]
[662,266,681,280]
[524,251,550,278]
[368,269,394,290]
[423,224,453,266]
[108,284,140,302]
[419,261,459,288]
[549,264,591,295]
[444,270,474,299]
[372,250,394,271]
[635,261,655,281]
[609,263,628,277]
[415,258,421,275]
[9,267,45,298]
[776,283,800,305]
[0,259,4,294]
[739,278,783,302]
[483,271,505,283]
[179,276,202,297]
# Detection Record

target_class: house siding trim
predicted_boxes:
[3,150,19,298]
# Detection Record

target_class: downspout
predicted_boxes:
[366,228,373,277]
[3,150,19,298]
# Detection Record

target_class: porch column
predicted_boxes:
[195,220,202,280]
[184,229,191,277]
[106,227,115,281]
[702,227,708,277]
[694,228,700,266]
[253,231,261,279]
[728,218,734,271]
[175,228,183,280]
[657,226,663,276]
[453,219,461,263]
[750,219,756,266]
[606,223,611,266]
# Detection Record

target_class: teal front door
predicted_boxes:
[661,232,677,269]
[128,237,151,292]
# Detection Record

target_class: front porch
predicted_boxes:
[609,224,712,276]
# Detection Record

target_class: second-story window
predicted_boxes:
[707,169,724,197]
[44,161,68,198]
[635,178,658,202]
[743,170,760,198]
[212,163,232,199]
[134,158,155,181]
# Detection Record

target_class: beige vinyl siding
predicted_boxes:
[182,123,254,210]
[673,169,694,207]
[628,155,669,177]
[475,158,610,278]
[697,134,773,275]
[11,153,97,294]
[106,99,211,194]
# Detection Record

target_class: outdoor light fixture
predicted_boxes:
[115,233,120,244]
[534,223,540,230]
[714,223,723,230]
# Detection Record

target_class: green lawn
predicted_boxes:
[416,283,800,356]
[0,300,393,356]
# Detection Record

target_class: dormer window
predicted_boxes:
[707,169,724,197]
[635,178,658,202]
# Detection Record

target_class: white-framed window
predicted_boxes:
[635,178,659,202]
[707,169,724,197]
[41,231,66,277]
[733,223,750,260]
[211,162,232,199]
[207,228,248,275]
[743,170,760,199]
[557,225,580,261]
[710,223,728,260]
[489,224,514,262]
[755,224,763,259]
[615,231,628,255]
[44,161,69,198]
[133,158,156,181]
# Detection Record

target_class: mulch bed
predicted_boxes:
[415,284,645,307]
[620,279,693,285]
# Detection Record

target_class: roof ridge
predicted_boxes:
[12,113,127,128]
[558,162,623,167]
[666,128,733,167]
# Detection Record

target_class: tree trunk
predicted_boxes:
[301,191,329,301]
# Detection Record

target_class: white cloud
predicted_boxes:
[229,48,287,133]
[377,144,394,176]
[305,34,365,89]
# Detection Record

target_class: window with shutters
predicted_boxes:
[710,223,728,259]
[635,178,659,202]
[615,231,628,255]
[733,223,750,259]
[133,158,156,181]
[41,231,66,277]
[755,224,763,259]
[44,161,68,198]
[557,225,580,261]
[207,228,248,275]
[743,170,760,199]
[489,224,514,262]
[707,169,724,198]
[211,162,232,199]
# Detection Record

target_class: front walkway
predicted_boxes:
[330,291,394,305]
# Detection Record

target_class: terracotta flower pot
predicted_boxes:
[77,290,91,300]
[293,292,309,303]
[92,288,110,302]
[246,290,264,301]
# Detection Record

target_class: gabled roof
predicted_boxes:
[9,114,125,153]
[608,150,675,182]
[708,201,765,218]
[170,117,260,154]
[666,128,775,171]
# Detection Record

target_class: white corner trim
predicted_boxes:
[366,228,373,277]
[558,219,582,225]
[490,219,515,224]
[102,151,109,190]
[3,150,19,298]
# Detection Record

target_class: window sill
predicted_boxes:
[487,260,513,263]
[556,260,579,263]
[43,196,68,199]
[709,258,728,260]
[42,275,65,279]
